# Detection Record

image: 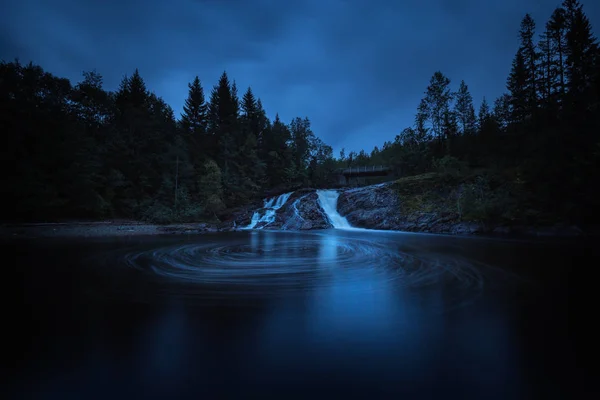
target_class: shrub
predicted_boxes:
[433,155,468,178]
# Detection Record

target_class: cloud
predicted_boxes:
[2,0,599,154]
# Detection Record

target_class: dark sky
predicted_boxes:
[2,0,599,155]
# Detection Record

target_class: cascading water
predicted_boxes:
[243,192,293,229]
[316,190,353,229]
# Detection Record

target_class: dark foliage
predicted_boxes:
[333,0,599,228]
[1,64,335,223]
[2,0,598,227]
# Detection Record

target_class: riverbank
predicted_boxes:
[336,171,594,238]
[0,220,225,239]
[3,167,596,239]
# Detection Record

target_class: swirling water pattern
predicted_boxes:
[104,229,508,310]
[9,229,588,399]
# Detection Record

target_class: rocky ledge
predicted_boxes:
[337,178,585,237]
[230,189,332,230]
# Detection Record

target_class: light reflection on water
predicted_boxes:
[5,230,586,398]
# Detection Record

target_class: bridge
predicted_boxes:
[335,165,392,185]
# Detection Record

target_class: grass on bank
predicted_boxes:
[390,156,563,227]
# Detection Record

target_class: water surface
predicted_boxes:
[5,229,593,398]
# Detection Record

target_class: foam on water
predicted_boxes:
[316,190,353,229]
[243,192,293,230]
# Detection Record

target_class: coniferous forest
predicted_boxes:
[2,0,599,228]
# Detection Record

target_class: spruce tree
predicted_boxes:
[181,76,208,137]
[518,14,539,112]
[493,94,512,131]
[562,0,599,99]
[507,49,529,124]
[477,97,491,129]
[180,76,210,197]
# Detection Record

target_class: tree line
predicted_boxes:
[336,0,599,227]
[1,63,336,222]
[2,0,598,226]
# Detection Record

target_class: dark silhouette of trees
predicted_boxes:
[326,0,599,228]
[1,61,336,222]
[2,0,598,228]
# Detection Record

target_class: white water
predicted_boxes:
[316,190,353,229]
[243,192,293,229]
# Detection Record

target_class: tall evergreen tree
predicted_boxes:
[180,76,210,204]
[507,49,529,124]
[562,0,599,100]
[239,86,265,197]
[110,69,155,215]
[421,71,453,145]
[180,76,208,143]
[493,94,512,131]
[548,8,568,102]
[207,71,239,202]
[454,80,477,135]
[477,97,491,129]
[263,114,294,187]
[518,14,539,111]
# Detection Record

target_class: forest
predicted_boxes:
[1,0,598,227]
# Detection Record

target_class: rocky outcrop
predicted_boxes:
[227,174,587,237]
[229,189,332,230]
[277,192,332,230]
[337,179,585,236]
[338,188,479,234]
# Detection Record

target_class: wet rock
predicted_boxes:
[274,192,331,230]
[337,183,485,235]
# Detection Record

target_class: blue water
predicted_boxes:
[4,229,593,398]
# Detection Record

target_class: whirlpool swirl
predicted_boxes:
[86,230,505,308]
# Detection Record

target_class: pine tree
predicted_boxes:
[518,14,539,111]
[507,49,529,124]
[562,0,599,100]
[538,26,553,104]
[549,8,568,101]
[441,109,458,155]
[493,94,512,131]
[207,71,238,185]
[263,113,293,186]
[415,98,430,139]
[454,80,477,135]
[421,71,453,144]
[181,76,208,136]
[477,97,491,130]
[180,75,210,203]
[110,69,155,215]
[239,86,266,196]
[241,86,258,122]
[255,98,269,157]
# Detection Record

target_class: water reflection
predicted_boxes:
[317,230,339,264]
[5,231,587,398]
[137,300,189,385]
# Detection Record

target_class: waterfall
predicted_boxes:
[242,192,293,230]
[316,190,352,229]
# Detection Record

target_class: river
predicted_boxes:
[4,229,593,398]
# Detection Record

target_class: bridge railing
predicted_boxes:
[337,165,391,174]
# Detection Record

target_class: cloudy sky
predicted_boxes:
[1,0,599,155]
